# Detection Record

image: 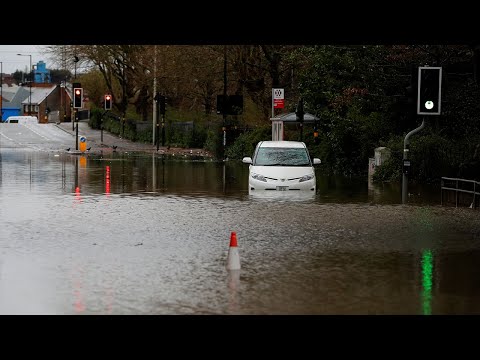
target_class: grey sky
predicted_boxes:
[0,45,53,74]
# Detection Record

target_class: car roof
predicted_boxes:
[258,141,306,148]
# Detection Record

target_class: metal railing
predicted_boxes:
[441,177,480,209]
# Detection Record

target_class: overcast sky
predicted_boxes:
[0,45,53,74]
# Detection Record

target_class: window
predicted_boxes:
[254,147,311,166]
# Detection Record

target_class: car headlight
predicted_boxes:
[299,174,314,182]
[251,172,267,182]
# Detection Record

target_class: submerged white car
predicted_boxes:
[242,141,321,192]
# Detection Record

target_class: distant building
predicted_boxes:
[2,62,72,123]
[34,61,51,83]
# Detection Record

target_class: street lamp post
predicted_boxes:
[17,54,32,116]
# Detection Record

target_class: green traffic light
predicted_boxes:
[425,100,434,110]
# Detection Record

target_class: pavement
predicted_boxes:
[54,120,213,158]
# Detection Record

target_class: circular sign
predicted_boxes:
[80,136,86,143]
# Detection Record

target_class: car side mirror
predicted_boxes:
[242,157,252,164]
[313,158,321,165]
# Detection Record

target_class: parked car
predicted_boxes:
[5,116,39,124]
[242,141,321,192]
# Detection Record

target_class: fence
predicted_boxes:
[441,177,480,209]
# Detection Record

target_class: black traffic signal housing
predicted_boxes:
[228,95,243,115]
[417,66,442,115]
[295,98,304,122]
[73,87,83,109]
[216,95,244,115]
[160,96,166,115]
[154,93,166,115]
[104,94,112,110]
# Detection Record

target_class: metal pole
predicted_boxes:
[153,45,157,145]
[16,54,32,116]
[223,45,227,160]
[161,114,165,146]
[75,110,79,151]
[29,55,32,116]
[73,57,77,131]
[402,118,425,204]
[61,48,65,122]
[64,79,67,123]
[156,99,160,152]
[271,88,274,118]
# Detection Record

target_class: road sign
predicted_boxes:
[79,136,87,153]
[273,88,284,109]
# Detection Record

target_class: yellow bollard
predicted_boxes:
[79,136,87,153]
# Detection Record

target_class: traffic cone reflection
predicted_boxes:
[226,231,241,270]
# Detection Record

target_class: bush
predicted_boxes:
[226,126,271,160]
[88,108,103,129]
[165,121,207,148]
[204,127,223,159]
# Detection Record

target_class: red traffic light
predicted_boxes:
[104,94,112,110]
[73,87,83,109]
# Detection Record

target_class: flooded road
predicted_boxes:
[1,143,480,314]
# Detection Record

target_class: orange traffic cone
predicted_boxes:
[226,231,241,270]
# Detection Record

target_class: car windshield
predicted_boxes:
[254,147,311,166]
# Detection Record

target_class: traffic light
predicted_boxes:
[295,98,304,122]
[104,94,112,110]
[216,95,226,115]
[417,66,442,115]
[216,95,243,115]
[73,87,83,109]
[159,95,166,115]
[154,93,166,115]
[229,95,243,115]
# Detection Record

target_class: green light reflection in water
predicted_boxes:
[421,249,433,315]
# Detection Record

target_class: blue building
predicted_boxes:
[34,61,51,83]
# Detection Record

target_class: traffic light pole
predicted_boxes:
[72,95,75,131]
[223,45,227,161]
[75,109,79,151]
[101,111,106,144]
[402,118,425,204]
[161,114,165,146]
[156,99,160,151]
[296,98,304,142]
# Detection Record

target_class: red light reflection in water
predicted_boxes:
[105,166,110,196]
[73,186,82,206]
[71,266,86,313]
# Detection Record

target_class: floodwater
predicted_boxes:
[1,149,480,315]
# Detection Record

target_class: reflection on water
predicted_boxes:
[421,250,434,315]
[0,150,479,314]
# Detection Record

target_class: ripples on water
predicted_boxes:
[1,152,480,314]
